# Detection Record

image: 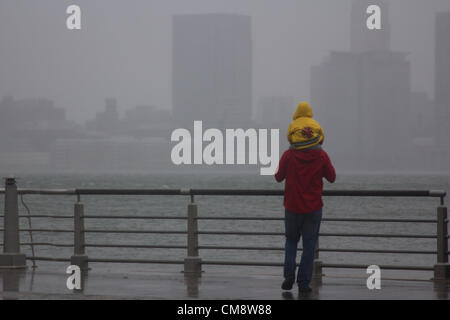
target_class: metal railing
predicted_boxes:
[0,177,449,280]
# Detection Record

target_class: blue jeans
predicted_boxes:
[283,208,322,286]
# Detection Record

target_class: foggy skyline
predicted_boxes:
[172,13,252,128]
[1,0,450,123]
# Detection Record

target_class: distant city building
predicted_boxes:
[0,96,67,132]
[86,98,120,134]
[62,101,174,172]
[311,0,411,170]
[435,11,450,147]
[124,105,170,125]
[410,92,435,141]
[0,96,80,172]
[50,137,170,173]
[172,13,252,128]
[0,96,78,151]
[122,105,172,138]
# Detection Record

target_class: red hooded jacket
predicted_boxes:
[275,148,336,214]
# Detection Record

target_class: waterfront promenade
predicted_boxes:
[1,263,449,300]
[1,179,449,300]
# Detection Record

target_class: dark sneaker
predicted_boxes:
[281,278,295,290]
[298,284,312,293]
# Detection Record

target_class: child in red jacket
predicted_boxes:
[275,102,336,293]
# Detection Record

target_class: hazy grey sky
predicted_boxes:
[1,0,449,123]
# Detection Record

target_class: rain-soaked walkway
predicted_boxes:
[0,263,449,300]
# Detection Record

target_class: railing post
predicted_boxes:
[184,194,202,274]
[70,198,88,271]
[0,177,26,269]
[434,205,450,280]
[312,238,323,280]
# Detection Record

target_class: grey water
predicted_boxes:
[1,173,449,279]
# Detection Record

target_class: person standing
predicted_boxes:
[275,102,336,293]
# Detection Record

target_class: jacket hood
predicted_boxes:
[293,102,313,120]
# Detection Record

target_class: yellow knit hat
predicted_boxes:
[287,102,324,149]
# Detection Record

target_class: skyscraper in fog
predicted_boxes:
[311,0,411,170]
[435,11,450,147]
[172,14,252,128]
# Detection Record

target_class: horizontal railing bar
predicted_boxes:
[2,188,444,198]
[26,256,71,262]
[0,229,437,238]
[17,215,73,219]
[196,231,436,239]
[83,229,186,234]
[0,242,73,247]
[1,214,185,220]
[198,217,283,221]
[0,229,74,233]
[87,258,184,264]
[0,215,437,224]
[201,260,434,270]
[325,218,436,223]
[76,189,184,196]
[1,241,439,254]
[83,215,187,220]
[322,233,437,239]
[19,242,435,255]
[17,189,77,195]
[197,246,437,254]
[0,214,436,223]
[198,231,284,236]
[321,264,434,271]
[202,260,283,267]
[21,257,436,270]
[191,189,447,198]
[26,257,184,264]
[318,248,437,254]
[196,217,437,223]
[85,244,186,249]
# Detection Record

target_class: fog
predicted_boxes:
[0,0,449,174]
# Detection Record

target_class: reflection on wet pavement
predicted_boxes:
[0,265,448,300]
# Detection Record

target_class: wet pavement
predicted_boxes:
[0,263,449,300]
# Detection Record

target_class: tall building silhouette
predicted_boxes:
[311,0,411,170]
[172,14,252,128]
[435,11,450,147]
